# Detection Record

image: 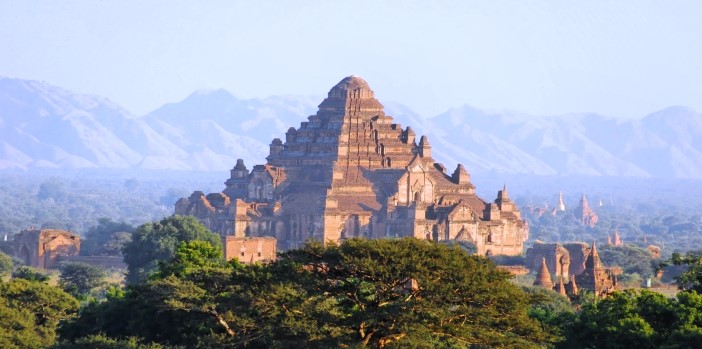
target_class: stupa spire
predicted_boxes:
[557,191,566,211]
[534,257,554,289]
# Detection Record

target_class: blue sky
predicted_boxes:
[1,1,700,118]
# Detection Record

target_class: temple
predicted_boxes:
[176,76,529,255]
[530,241,616,298]
[13,228,81,269]
[575,194,598,227]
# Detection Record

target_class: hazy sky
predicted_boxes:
[1,1,700,118]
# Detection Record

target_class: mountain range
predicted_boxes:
[1,76,701,178]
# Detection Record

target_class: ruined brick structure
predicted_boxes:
[575,241,617,298]
[527,241,591,280]
[563,242,591,276]
[223,236,277,264]
[176,76,529,255]
[526,242,571,280]
[530,241,615,298]
[13,229,80,269]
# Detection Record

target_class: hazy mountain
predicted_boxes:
[1,77,701,178]
[141,89,320,170]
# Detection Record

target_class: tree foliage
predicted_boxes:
[58,261,108,297]
[0,251,13,277]
[12,265,50,283]
[661,252,702,293]
[81,218,134,256]
[599,244,656,279]
[51,334,164,349]
[122,215,221,284]
[558,289,702,348]
[0,279,79,348]
[61,238,552,348]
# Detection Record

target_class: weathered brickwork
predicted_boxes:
[176,76,529,256]
[223,236,277,264]
[13,228,81,269]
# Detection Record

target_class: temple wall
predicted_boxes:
[223,236,276,264]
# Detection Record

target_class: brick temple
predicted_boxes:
[176,76,529,256]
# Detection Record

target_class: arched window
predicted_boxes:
[386,157,392,167]
[414,191,421,203]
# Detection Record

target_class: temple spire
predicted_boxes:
[419,135,431,158]
[534,257,554,289]
[585,240,601,270]
[557,191,566,211]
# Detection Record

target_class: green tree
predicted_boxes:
[59,242,231,347]
[155,240,225,278]
[558,289,702,348]
[599,245,656,279]
[523,286,575,339]
[61,238,554,348]
[12,265,50,283]
[58,262,108,297]
[51,334,164,349]
[0,251,13,277]
[281,238,550,348]
[122,215,221,284]
[0,279,79,348]
[662,252,702,293]
[81,218,134,256]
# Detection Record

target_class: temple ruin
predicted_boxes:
[13,228,81,269]
[529,241,616,298]
[176,76,529,255]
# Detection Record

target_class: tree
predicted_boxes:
[661,252,702,293]
[63,238,554,348]
[558,289,702,348]
[0,251,13,277]
[51,334,164,349]
[280,238,551,348]
[155,240,226,279]
[59,242,231,347]
[0,279,79,348]
[58,262,108,297]
[81,218,134,256]
[12,265,49,283]
[599,245,656,280]
[159,187,191,207]
[523,286,575,339]
[37,178,67,201]
[122,215,221,284]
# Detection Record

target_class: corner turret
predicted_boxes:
[452,164,471,185]
[419,135,431,158]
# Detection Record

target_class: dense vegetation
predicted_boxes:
[61,237,553,348]
[122,215,222,284]
[3,216,702,347]
[0,170,222,235]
